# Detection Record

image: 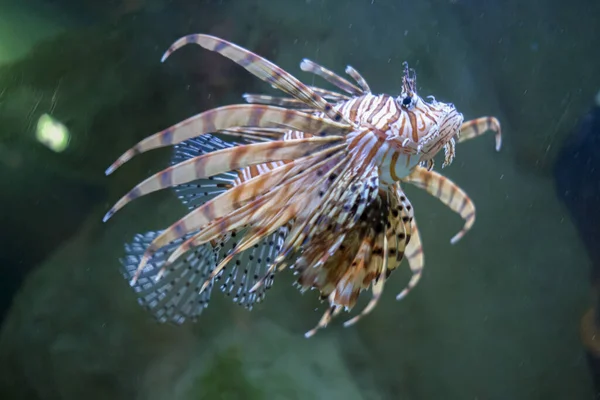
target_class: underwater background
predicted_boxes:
[1,0,599,398]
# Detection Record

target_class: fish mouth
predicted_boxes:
[420,108,463,160]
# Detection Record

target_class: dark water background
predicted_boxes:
[0,0,599,398]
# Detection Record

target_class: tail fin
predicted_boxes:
[121,230,218,324]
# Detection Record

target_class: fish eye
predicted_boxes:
[399,94,413,109]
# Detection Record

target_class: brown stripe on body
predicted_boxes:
[348,98,362,122]
[390,152,400,182]
[379,99,398,132]
[347,129,371,151]
[398,113,407,139]
[363,135,385,166]
[366,97,387,125]
[406,110,419,142]
[417,106,438,125]
[362,96,378,121]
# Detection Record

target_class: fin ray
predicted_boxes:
[104,136,342,220]
[162,34,351,124]
[105,104,350,175]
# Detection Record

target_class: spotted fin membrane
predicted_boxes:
[121,133,290,323]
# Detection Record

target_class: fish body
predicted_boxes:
[105,34,501,336]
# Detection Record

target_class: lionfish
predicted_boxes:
[103,34,501,338]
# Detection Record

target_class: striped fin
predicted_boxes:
[272,153,356,265]
[161,34,351,124]
[396,217,424,301]
[308,86,351,102]
[305,305,343,339]
[300,59,364,96]
[216,225,288,308]
[177,142,348,266]
[103,136,342,221]
[458,116,502,151]
[129,161,298,282]
[344,65,371,93]
[291,165,381,303]
[202,203,296,294]
[104,104,350,175]
[220,127,287,142]
[131,143,347,283]
[289,155,380,255]
[221,127,314,142]
[404,166,475,244]
[343,235,388,328]
[163,195,274,273]
[170,135,239,211]
[299,166,378,271]
[121,231,218,324]
[173,180,231,211]
[381,183,420,302]
[153,195,274,287]
[327,200,385,309]
[249,150,359,293]
[243,93,310,109]
[300,181,388,335]
[213,189,299,295]
[395,185,414,253]
[169,134,288,309]
[171,133,239,159]
[384,183,413,273]
[169,148,350,294]
[332,228,377,306]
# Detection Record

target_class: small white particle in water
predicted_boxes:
[404,30,409,36]
[349,23,352,29]
[500,174,504,179]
